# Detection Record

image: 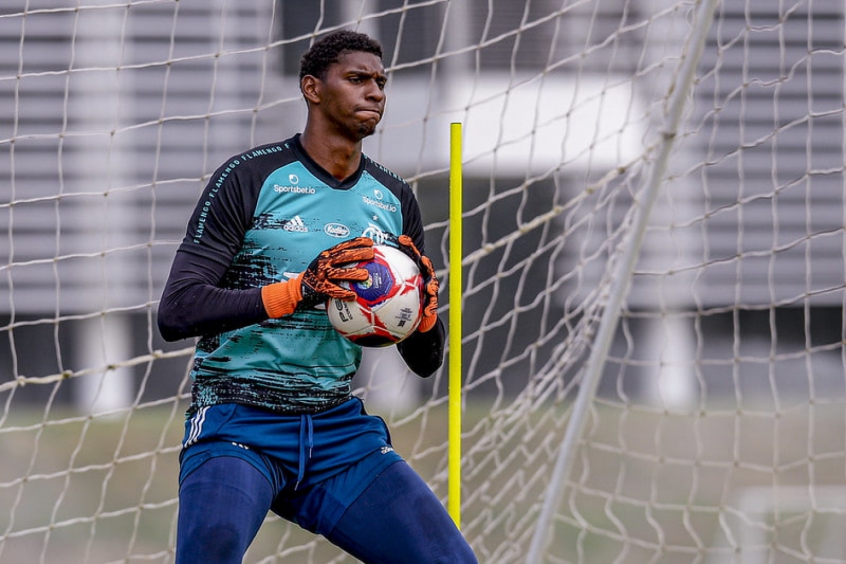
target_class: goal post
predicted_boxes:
[526,0,720,558]
[2,1,846,563]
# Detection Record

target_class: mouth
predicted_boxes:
[357,108,383,118]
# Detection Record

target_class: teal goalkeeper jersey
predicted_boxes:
[159,134,431,414]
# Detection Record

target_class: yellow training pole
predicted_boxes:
[448,122,463,528]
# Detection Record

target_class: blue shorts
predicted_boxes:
[179,397,402,534]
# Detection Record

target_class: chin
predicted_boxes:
[355,124,378,139]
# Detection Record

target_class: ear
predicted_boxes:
[301,75,321,105]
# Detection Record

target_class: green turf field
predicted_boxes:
[2,399,844,563]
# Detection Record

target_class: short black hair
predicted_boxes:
[299,30,383,81]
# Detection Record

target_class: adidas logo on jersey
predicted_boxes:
[283,215,308,232]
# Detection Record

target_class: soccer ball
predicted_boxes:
[327,244,423,347]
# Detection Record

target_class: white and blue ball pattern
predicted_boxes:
[328,245,423,347]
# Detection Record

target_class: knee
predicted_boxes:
[423,518,477,563]
[176,456,272,564]
[439,536,478,564]
[177,519,250,563]
[196,522,247,558]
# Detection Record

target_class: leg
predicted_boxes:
[326,461,477,564]
[176,455,273,564]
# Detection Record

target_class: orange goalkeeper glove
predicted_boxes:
[261,237,375,318]
[396,234,439,333]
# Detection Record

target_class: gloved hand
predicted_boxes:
[396,234,439,333]
[262,237,375,318]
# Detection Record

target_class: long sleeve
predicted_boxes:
[157,248,268,342]
[157,146,276,342]
[396,316,445,377]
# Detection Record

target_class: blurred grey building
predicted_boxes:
[0,0,843,409]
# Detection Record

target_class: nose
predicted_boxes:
[366,81,385,102]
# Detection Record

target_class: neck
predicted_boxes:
[300,125,363,181]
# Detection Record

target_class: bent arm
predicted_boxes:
[393,187,445,377]
[157,154,267,342]
[157,249,267,342]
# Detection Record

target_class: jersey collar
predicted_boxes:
[291,133,366,190]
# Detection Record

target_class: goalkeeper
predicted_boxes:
[158,30,476,563]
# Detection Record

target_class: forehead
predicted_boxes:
[329,51,385,75]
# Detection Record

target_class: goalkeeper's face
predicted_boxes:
[312,51,387,141]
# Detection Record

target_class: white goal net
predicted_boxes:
[2,1,845,563]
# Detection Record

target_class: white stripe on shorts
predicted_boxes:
[185,406,209,447]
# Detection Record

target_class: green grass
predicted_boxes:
[0,404,185,563]
[2,398,845,563]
